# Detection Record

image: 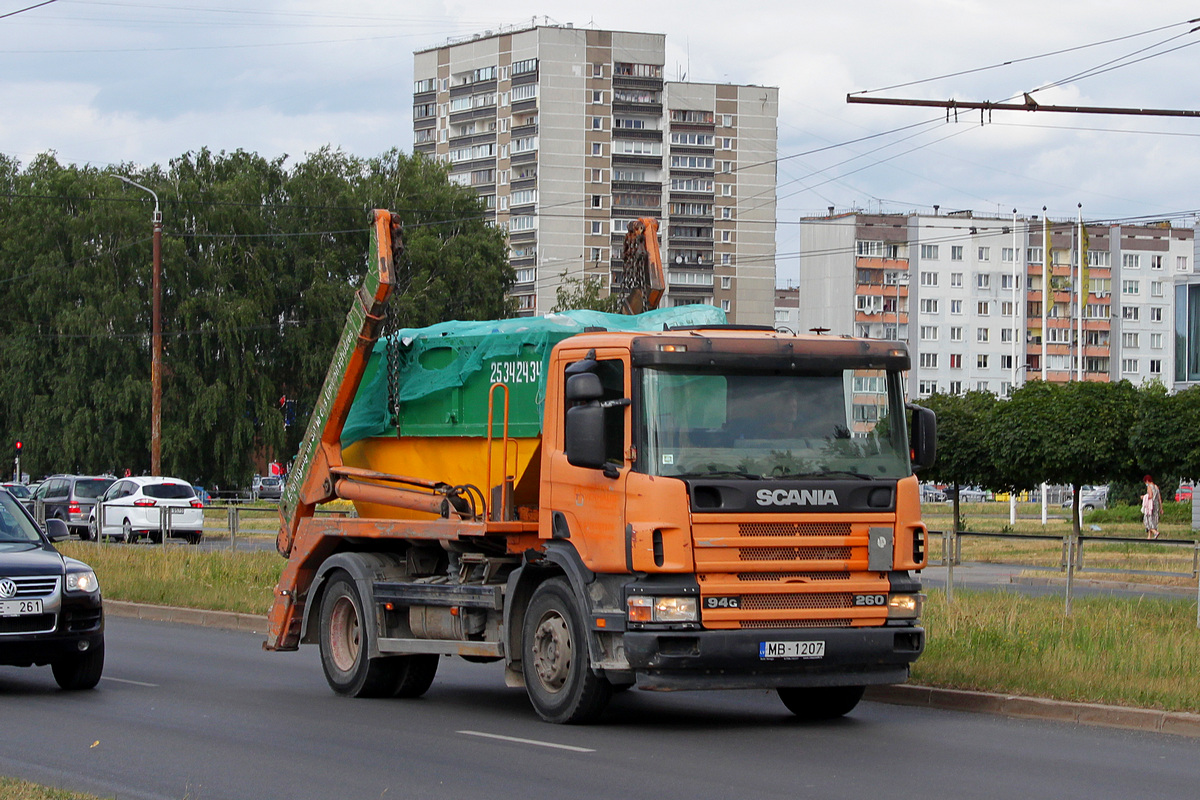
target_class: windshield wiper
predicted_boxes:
[770,469,874,481]
[673,470,762,480]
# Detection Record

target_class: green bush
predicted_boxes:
[1087,501,1190,524]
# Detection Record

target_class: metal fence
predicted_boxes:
[930,528,1200,628]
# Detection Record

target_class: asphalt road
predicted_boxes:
[3,617,1198,800]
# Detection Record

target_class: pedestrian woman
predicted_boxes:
[1142,474,1162,540]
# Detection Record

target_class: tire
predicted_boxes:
[521,577,611,724]
[122,519,134,544]
[87,517,98,542]
[52,640,105,691]
[318,573,395,698]
[392,654,439,698]
[777,685,865,720]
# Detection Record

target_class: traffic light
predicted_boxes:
[14,440,20,455]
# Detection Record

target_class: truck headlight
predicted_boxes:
[887,593,922,620]
[627,595,698,623]
[66,570,100,594]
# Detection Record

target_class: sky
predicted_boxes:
[3,0,1200,287]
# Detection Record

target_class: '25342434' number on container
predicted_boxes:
[490,360,542,385]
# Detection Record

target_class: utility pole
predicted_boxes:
[116,176,163,476]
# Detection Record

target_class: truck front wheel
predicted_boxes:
[777,685,865,720]
[319,574,398,698]
[522,577,611,724]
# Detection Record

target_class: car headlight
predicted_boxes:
[65,570,100,594]
[887,593,923,620]
[627,595,698,623]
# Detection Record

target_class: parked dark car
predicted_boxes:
[0,487,104,689]
[38,475,116,540]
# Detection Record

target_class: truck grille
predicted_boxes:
[737,546,852,562]
[739,618,851,629]
[740,592,855,611]
[739,522,850,537]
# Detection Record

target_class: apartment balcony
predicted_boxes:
[611,128,663,142]
[612,74,664,91]
[512,123,538,138]
[612,100,663,116]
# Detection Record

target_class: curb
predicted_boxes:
[864,684,1200,738]
[106,601,1200,738]
[105,600,267,635]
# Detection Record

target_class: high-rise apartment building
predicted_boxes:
[799,210,1195,397]
[413,24,778,323]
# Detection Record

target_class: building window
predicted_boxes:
[977,355,989,369]
[1122,280,1139,295]
[977,301,990,315]
[592,90,604,104]
[722,137,733,149]
[951,246,964,261]
[921,271,938,286]
[949,326,963,342]
[950,272,963,287]
[1001,328,1014,343]
[1151,281,1163,297]
[590,247,606,262]
[920,299,938,314]
[1122,306,1139,321]
[1000,355,1014,370]
[977,328,990,343]
[1001,301,1015,316]
[591,221,605,235]
[721,230,732,243]
[976,381,990,392]
[949,353,962,369]
[1122,332,1140,348]
[721,276,732,289]
[977,274,990,289]
[1002,247,1017,263]
[978,247,990,261]
[1122,358,1138,373]
[1150,255,1164,270]
[949,380,963,395]
[919,353,938,369]
[1178,256,1190,272]
[920,244,939,259]
[950,300,963,315]
[591,195,603,209]
[721,299,731,312]
[1001,274,1020,290]
[918,381,937,396]
[1123,253,1140,269]
[721,114,734,127]
[592,142,604,156]
[1150,307,1162,322]
[1151,333,1163,349]
[514,268,536,284]
[920,325,939,340]
[1150,359,1162,374]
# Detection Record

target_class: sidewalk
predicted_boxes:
[105,598,1200,738]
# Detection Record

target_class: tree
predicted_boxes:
[990,380,1138,536]
[550,270,623,313]
[919,391,997,531]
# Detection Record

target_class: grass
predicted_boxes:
[917,588,1200,713]
[57,542,282,616]
[0,778,107,800]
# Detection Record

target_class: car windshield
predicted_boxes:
[0,492,42,544]
[143,483,196,500]
[74,479,115,498]
[3,484,31,499]
[639,367,911,480]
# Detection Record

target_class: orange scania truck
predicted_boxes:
[265,210,936,723]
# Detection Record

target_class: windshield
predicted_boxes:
[0,491,43,543]
[640,367,910,480]
[3,484,31,499]
[144,483,196,500]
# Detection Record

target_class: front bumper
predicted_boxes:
[0,594,104,668]
[624,625,923,691]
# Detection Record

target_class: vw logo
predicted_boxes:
[0,578,16,599]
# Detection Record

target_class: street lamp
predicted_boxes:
[116,175,163,477]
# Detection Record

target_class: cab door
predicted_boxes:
[545,350,631,573]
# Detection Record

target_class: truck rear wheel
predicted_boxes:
[522,577,611,724]
[318,574,396,698]
[777,685,865,720]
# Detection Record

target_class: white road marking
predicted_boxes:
[100,676,159,687]
[457,730,595,753]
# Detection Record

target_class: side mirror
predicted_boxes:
[565,404,607,469]
[908,403,937,471]
[565,372,603,402]
[45,518,70,542]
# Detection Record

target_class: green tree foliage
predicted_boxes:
[919,391,997,531]
[550,270,623,313]
[0,149,512,489]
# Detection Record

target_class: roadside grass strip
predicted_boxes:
[918,589,1200,713]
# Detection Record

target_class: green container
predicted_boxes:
[341,305,728,446]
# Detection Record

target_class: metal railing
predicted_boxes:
[931,528,1200,628]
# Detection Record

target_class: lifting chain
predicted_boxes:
[383,304,403,435]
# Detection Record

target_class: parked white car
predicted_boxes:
[87,477,204,544]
